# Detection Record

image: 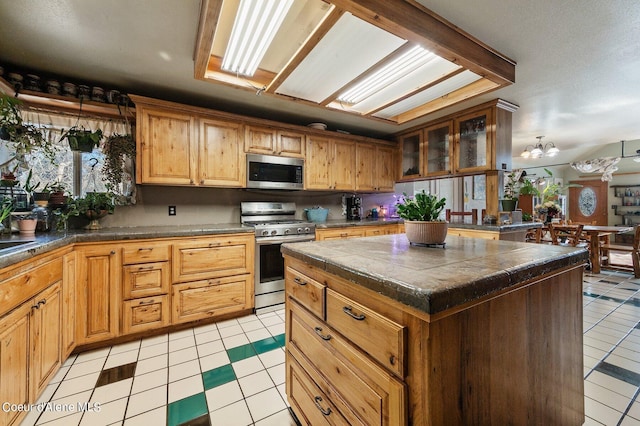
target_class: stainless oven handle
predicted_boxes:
[255,235,315,245]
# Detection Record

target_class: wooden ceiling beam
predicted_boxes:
[328,0,516,86]
[194,0,223,79]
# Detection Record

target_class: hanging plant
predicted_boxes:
[62,126,103,152]
[102,132,135,192]
[0,94,58,165]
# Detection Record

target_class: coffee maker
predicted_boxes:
[346,196,362,220]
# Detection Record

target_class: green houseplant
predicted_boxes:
[102,132,135,194]
[501,171,519,211]
[76,192,115,230]
[62,126,103,152]
[0,197,14,233]
[396,190,448,245]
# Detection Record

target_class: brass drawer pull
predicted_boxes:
[136,266,154,271]
[138,247,153,251]
[314,396,332,416]
[314,327,331,341]
[343,306,366,321]
[294,277,307,286]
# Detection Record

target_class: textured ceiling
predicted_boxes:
[0,0,639,167]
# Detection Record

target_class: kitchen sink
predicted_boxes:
[0,240,37,251]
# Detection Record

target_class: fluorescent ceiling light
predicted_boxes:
[337,46,434,105]
[222,0,293,77]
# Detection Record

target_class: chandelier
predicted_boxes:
[570,157,621,181]
[520,136,560,159]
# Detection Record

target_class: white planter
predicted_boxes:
[404,221,448,245]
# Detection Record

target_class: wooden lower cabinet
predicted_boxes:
[122,295,170,334]
[316,224,401,241]
[172,274,252,323]
[0,302,30,426]
[76,244,121,345]
[62,252,76,359]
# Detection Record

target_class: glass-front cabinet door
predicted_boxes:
[424,121,453,176]
[398,131,422,180]
[455,108,491,173]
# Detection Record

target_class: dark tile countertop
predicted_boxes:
[0,224,253,269]
[314,218,404,228]
[281,233,587,315]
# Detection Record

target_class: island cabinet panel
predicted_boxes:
[326,289,406,378]
[0,302,30,426]
[283,248,585,426]
[284,265,325,319]
[137,105,197,185]
[76,245,121,345]
[287,300,406,426]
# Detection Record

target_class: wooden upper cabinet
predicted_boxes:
[356,143,396,192]
[306,136,355,191]
[245,125,305,158]
[305,135,332,190]
[398,130,422,180]
[332,138,356,191]
[137,105,197,185]
[424,120,453,177]
[454,107,492,173]
[199,118,245,187]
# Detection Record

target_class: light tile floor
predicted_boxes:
[17,269,640,426]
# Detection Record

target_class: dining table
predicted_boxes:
[583,225,633,273]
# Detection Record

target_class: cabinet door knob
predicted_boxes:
[110,250,116,255]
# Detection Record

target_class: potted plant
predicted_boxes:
[396,190,448,245]
[0,94,57,164]
[62,126,103,152]
[518,178,540,216]
[15,212,37,236]
[0,197,14,233]
[501,171,519,211]
[76,191,115,229]
[48,182,67,206]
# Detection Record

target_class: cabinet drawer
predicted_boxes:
[122,242,171,264]
[122,261,170,299]
[172,234,253,282]
[288,301,406,426]
[0,258,63,317]
[285,266,325,318]
[287,352,352,426]
[122,295,170,335]
[316,228,365,241]
[172,274,252,324]
[326,289,406,378]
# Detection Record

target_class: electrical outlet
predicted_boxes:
[168,205,176,216]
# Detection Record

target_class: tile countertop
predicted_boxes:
[0,224,253,269]
[281,233,587,315]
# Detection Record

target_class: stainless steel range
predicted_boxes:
[241,202,316,312]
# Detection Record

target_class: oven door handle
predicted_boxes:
[255,235,315,245]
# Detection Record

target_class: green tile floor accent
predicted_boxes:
[226,343,257,363]
[202,364,236,390]
[274,333,285,347]
[251,336,280,355]
[167,392,208,426]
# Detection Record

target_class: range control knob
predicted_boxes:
[297,227,304,234]
[304,227,310,233]
[284,229,291,235]
[270,230,278,236]
[261,230,269,237]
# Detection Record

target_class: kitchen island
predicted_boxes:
[282,234,587,425]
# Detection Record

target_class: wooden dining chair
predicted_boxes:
[548,223,585,247]
[599,226,640,278]
[525,227,542,243]
[445,209,478,225]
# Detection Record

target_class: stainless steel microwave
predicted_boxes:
[246,154,304,190]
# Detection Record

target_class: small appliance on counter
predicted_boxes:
[346,195,362,220]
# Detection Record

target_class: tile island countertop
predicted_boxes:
[281,233,587,314]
